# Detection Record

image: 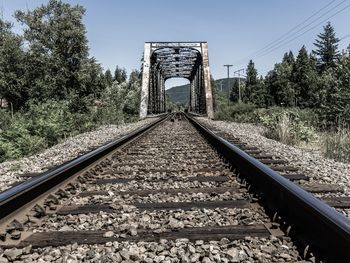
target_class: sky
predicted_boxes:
[1,0,350,89]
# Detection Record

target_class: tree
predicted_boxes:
[114,66,127,83]
[318,47,350,125]
[105,69,113,87]
[0,19,27,110]
[244,60,258,103]
[250,77,268,107]
[15,0,97,103]
[313,22,339,71]
[292,46,318,107]
[123,70,141,116]
[283,51,295,65]
[229,79,239,102]
[265,59,295,107]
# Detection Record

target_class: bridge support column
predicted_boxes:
[201,43,214,119]
[140,43,151,118]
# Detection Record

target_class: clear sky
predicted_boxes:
[1,0,350,89]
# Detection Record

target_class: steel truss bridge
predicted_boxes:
[140,42,214,118]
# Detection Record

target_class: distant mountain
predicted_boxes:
[165,78,242,104]
[166,83,191,105]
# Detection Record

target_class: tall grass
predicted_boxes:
[274,113,294,145]
[323,126,350,163]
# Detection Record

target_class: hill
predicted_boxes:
[165,78,242,104]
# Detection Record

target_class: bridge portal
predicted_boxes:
[140,42,214,118]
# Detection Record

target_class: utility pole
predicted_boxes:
[223,64,233,105]
[234,68,245,103]
[219,81,224,92]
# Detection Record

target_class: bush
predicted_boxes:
[258,109,318,145]
[0,100,92,162]
[0,92,141,163]
[0,109,13,130]
[215,103,257,122]
[0,117,47,160]
[25,100,77,145]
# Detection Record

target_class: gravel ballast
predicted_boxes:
[1,237,307,263]
[0,118,157,192]
[196,117,350,193]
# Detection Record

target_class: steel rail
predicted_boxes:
[187,115,350,262]
[0,114,169,222]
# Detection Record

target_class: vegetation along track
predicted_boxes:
[0,113,349,262]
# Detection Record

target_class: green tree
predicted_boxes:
[0,19,27,110]
[15,0,97,103]
[292,46,318,107]
[265,59,294,107]
[229,79,239,102]
[319,46,350,125]
[114,66,127,83]
[105,69,113,87]
[313,22,339,71]
[244,59,258,103]
[250,77,268,107]
[122,70,141,116]
[283,51,295,65]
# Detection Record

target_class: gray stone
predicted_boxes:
[202,257,213,263]
[190,253,201,262]
[103,231,114,238]
[129,227,137,236]
[3,248,23,260]
[219,237,230,246]
[195,240,204,246]
[119,249,130,260]
[60,225,73,231]
[225,248,239,262]
[44,255,54,262]
[169,217,184,229]
[188,245,196,254]
[279,253,291,260]
[114,252,122,262]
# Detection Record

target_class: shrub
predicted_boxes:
[25,100,76,145]
[215,103,257,122]
[258,109,318,145]
[0,119,47,160]
[0,109,13,130]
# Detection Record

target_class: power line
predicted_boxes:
[233,0,347,65]
[254,3,350,59]
[253,0,347,58]
[251,0,339,57]
[340,33,350,41]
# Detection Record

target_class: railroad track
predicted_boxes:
[202,122,350,212]
[0,114,349,262]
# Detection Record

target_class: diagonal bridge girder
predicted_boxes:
[140,42,214,119]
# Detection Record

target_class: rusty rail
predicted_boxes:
[187,114,350,263]
[0,114,169,222]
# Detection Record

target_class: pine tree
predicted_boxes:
[324,46,350,124]
[283,51,295,65]
[292,46,318,107]
[229,79,239,102]
[105,69,113,87]
[250,77,268,107]
[313,22,339,71]
[114,66,127,83]
[244,60,258,103]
